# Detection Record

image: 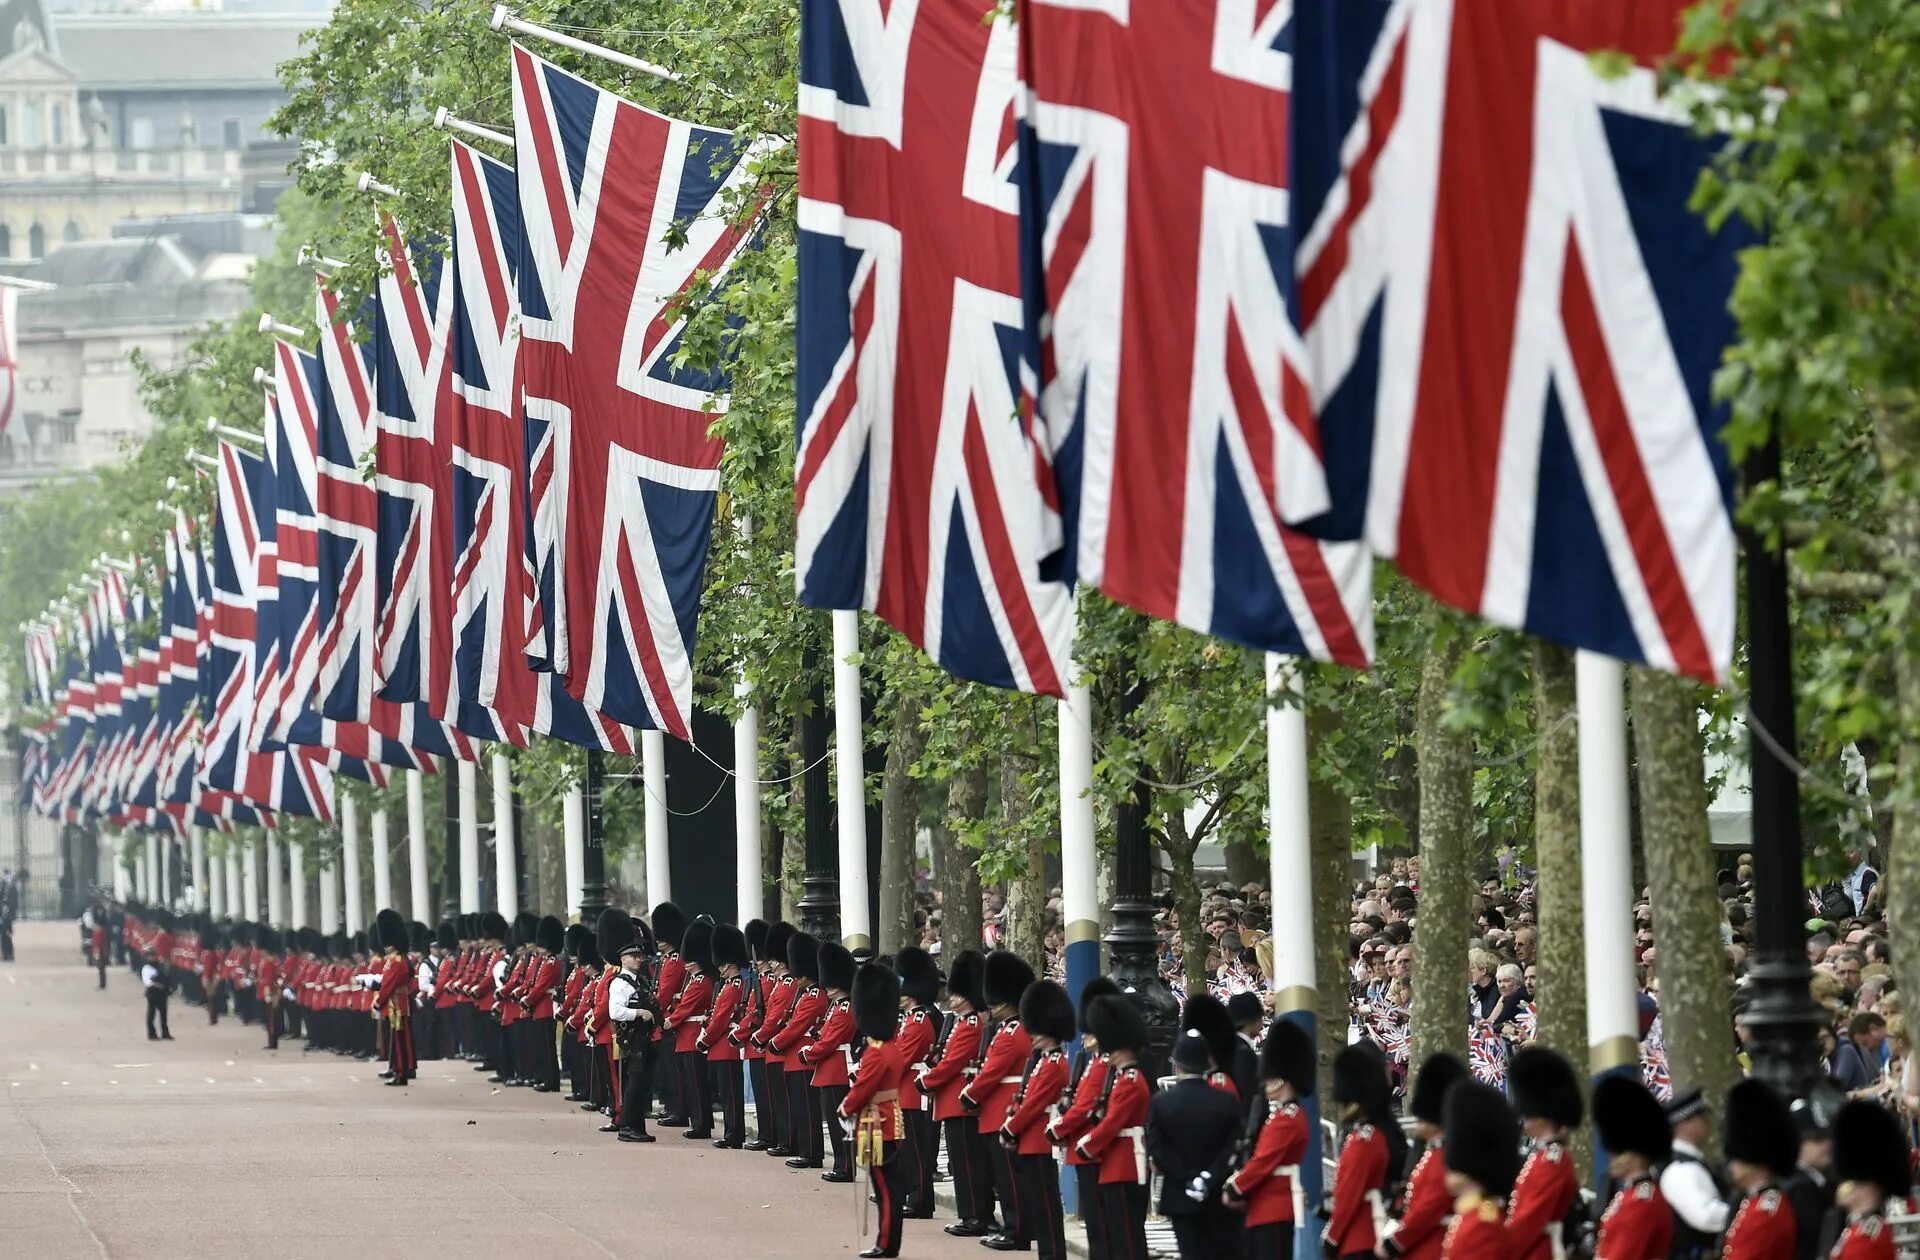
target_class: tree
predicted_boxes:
[1410,615,1471,1071]
[877,693,925,953]
[1531,639,1587,1174]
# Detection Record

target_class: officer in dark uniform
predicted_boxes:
[1148,1028,1244,1259]
[600,907,661,1142]
[1783,1102,1833,1260]
[1660,1087,1730,1257]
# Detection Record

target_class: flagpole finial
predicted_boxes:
[357,171,399,198]
[253,367,272,388]
[488,4,509,31]
[433,106,514,149]
[258,314,307,339]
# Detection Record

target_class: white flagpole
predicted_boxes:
[832,609,870,950]
[227,845,245,920]
[563,783,586,922]
[1577,652,1640,1077]
[1264,655,1316,1011]
[405,770,430,921]
[734,679,761,926]
[188,826,206,912]
[209,844,228,918]
[370,805,392,925]
[242,835,260,922]
[318,848,339,933]
[492,751,518,917]
[643,731,671,905]
[288,839,308,929]
[266,835,286,926]
[489,5,682,82]
[1059,603,1099,996]
[342,794,365,933]
[458,760,481,913]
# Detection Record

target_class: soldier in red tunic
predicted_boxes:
[1051,977,1121,1257]
[1590,1075,1674,1260]
[1326,1043,1407,1259]
[1722,1079,1801,1260]
[1440,1082,1522,1260]
[1505,1047,1583,1260]
[1224,1018,1315,1259]
[375,909,417,1085]
[841,961,912,1259]
[256,925,282,1051]
[665,918,715,1138]
[1382,1052,1469,1260]
[748,921,797,1155]
[891,946,942,1219]
[923,950,994,1238]
[1827,1100,1911,1260]
[702,923,751,1148]
[961,951,1037,1251]
[773,932,828,1168]
[801,942,859,1181]
[1003,980,1075,1260]
[1076,993,1152,1260]
[650,902,690,1126]
[735,920,773,1146]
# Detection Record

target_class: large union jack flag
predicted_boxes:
[796,0,1073,695]
[447,138,634,753]
[1017,0,1373,668]
[512,44,759,740]
[1287,0,1748,681]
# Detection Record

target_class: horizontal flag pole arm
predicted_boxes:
[97,555,135,575]
[0,274,55,292]
[154,500,172,514]
[298,245,348,271]
[206,417,264,446]
[186,449,221,470]
[253,367,273,388]
[259,314,307,338]
[489,6,682,83]
[357,171,400,198]
[434,107,513,148]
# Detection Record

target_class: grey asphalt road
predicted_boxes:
[0,919,993,1260]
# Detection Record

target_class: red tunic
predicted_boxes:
[732,973,772,1059]
[1227,1098,1307,1227]
[1051,1054,1109,1165]
[1443,1195,1509,1260]
[473,949,500,1013]
[1723,1187,1796,1260]
[800,996,855,1087]
[560,964,589,1031]
[703,974,746,1062]
[256,955,279,1005]
[499,954,528,1026]
[376,952,413,1024]
[666,971,713,1054]
[590,966,616,1046]
[526,955,561,1020]
[1003,1047,1069,1156]
[920,1011,983,1122]
[1076,1062,1150,1185]
[1505,1138,1578,1260]
[895,1007,937,1110]
[842,1035,910,1142]
[1327,1123,1391,1255]
[1830,1213,1896,1260]
[1386,1146,1451,1260]
[1595,1175,1673,1260]
[771,985,826,1062]
[960,1018,1032,1134]
[755,975,797,1065]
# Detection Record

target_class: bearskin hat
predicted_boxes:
[254,921,274,950]
[436,920,459,951]
[1443,1083,1523,1196]
[480,911,509,942]
[713,923,750,969]
[508,911,536,949]
[745,918,770,962]
[1078,976,1121,1024]
[788,931,820,982]
[651,901,688,952]
[854,962,901,1042]
[1723,1079,1799,1177]
[1181,993,1237,1076]
[947,949,987,1011]
[1508,1047,1584,1129]
[353,929,370,956]
[983,950,1036,1011]
[1020,980,1077,1044]
[1833,1099,1913,1198]
[535,915,564,955]
[595,907,636,959]
[1261,1019,1316,1098]
[819,941,855,992]
[895,946,941,1006]
[409,920,431,954]
[578,932,601,970]
[632,916,655,957]
[329,930,349,959]
[1085,993,1148,1054]
[1592,1075,1671,1162]
[764,921,795,970]
[562,923,584,958]
[1333,1043,1393,1120]
[681,918,716,972]
[1409,1052,1468,1126]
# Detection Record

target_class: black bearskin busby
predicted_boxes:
[1084,994,1147,1055]
[1443,1082,1523,1196]
[745,918,770,962]
[1508,1046,1585,1129]
[853,962,901,1042]
[409,920,431,955]
[983,950,1036,1011]
[562,923,584,958]
[680,919,716,973]
[1260,1019,1316,1098]
[595,907,636,959]
[819,941,855,992]
[510,911,538,949]
[1592,1075,1671,1162]
[1833,1099,1913,1198]
[480,911,508,943]
[764,921,796,971]
[947,949,987,1011]
[713,923,750,970]
[435,920,458,951]
[651,901,688,952]
[535,915,564,955]
[376,908,409,954]
[1723,1079,1799,1177]
[254,921,274,951]
[1333,1043,1394,1123]
[1078,976,1121,1026]
[1409,1052,1468,1126]
[632,916,655,957]
[1019,979,1076,1044]
[895,946,941,1006]
[578,932,601,970]
[787,931,820,982]
[1180,993,1236,1075]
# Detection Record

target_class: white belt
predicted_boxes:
[1548,1221,1565,1260]
[686,1015,707,1023]
[1276,1164,1303,1226]
[1120,1127,1147,1183]
[1367,1189,1389,1243]
[999,1076,1022,1085]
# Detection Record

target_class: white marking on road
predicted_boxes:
[157,1079,167,1085]
[108,1080,117,1086]
[252,1077,264,1084]
[205,1077,216,1084]
[9,1081,18,1087]
[29,1062,38,1070]
[6,972,14,983]
[59,1081,69,1086]
[224,1060,235,1066]
[112,1063,152,1068]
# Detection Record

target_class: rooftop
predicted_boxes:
[49,11,316,90]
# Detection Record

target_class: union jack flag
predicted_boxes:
[1017,0,1373,668]
[512,44,759,739]
[446,138,633,753]
[170,514,263,826]
[81,572,128,819]
[1286,0,1749,681]
[1640,1014,1671,1100]
[1468,1019,1508,1087]
[796,0,1073,694]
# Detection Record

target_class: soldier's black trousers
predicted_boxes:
[748,1058,771,1143]
[790,1078,824,1166]
[1075,1164,1107,1256]
[716,1062,746,1145]
[1016,1152,1066,1260]
[530,1017,559,1088]
[145,990,171,1038]
[869,1138,906,1257]
[762,1062,790,1149]
[989,1138,1026,1240]
[944,1116,993,1221]
[96,959,108,989]
[901,1107,936,1213]
[1168,1207,1243,1260]
[1095,1182,1149,1260]
[678,1046,713,1135]
[619,1051,655,1133]
[265,1002,280,1049]
[658,1042,681,1115]
[1239,1221,1292,1260]
[823,1083,852,1174]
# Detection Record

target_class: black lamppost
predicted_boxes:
[1103,671,1178,1076]
[1740,432,1829,1111]
[580,749,608,922]
[796,641,840,941]
[440,768,460,920]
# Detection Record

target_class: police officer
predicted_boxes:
[601,907,661,1143]
[142,947,172,1040]
[1660,1087,1730,1256]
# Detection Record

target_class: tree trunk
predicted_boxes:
[782,730,804,923]
[1224,839,1263,888]
[879,696,926,954]
[1412,625,1472,1073]
[1308,692,1357,1115]
[939,767,987,955]
[1531,639,1589,1176]
[1002,751,1047,966]
[1873,406,1920,1002]
[531,811,562,918]
[1631,666,1739,1154]
[1163,812,1205,996]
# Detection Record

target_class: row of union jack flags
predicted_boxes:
[796,0,1749,691]
[18,43,767,834]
